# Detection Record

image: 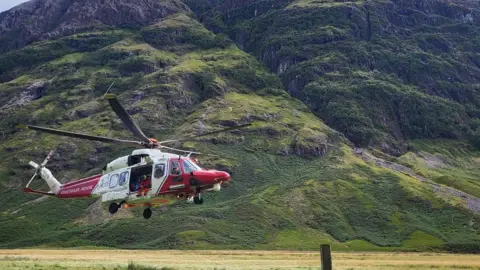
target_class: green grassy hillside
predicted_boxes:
[0,1,479,252]
[197,0,480,154]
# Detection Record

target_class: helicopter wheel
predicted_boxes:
[194,194,204,205]
[143,208,152,219]
[194,186,204,205]
[108,203,119,214]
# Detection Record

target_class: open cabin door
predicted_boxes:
[126,164,156,198]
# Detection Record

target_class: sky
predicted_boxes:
[0,0,29,12]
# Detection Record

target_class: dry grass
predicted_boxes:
[0,250,478,269]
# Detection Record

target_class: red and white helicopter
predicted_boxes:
[17,94,250,219]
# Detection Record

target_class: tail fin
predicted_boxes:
[28,161,61,193]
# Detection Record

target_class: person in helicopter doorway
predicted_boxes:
[130,176,140,192]
[137,175,152,197]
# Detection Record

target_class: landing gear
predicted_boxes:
[143,207,152,219]
[194,194,204,205]
[108,203,119,214]
[194,186,204,205]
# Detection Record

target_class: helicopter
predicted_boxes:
[17,94,250,219]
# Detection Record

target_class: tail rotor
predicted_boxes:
[25,150,57,193]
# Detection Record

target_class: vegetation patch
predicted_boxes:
[402,230,445,250]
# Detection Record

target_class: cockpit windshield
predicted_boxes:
[183,159,202,173]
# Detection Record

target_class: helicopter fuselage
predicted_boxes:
[33,149,230,208]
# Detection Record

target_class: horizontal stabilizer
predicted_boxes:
[24,187,56,196]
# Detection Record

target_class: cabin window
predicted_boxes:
[100,175,109,188]
[154,164,165,178]
[109,174,119,188]
[119,171,129,186]
[170,161,181,176]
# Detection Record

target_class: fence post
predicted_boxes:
[320,244,332,270]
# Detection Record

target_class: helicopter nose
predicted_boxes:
[217,171,230,182]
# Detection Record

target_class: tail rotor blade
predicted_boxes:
[26,173,38,188]
[104,94,152,145]
[40,150,55,167]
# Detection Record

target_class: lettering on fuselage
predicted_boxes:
[100,178,109,188]
[59,185,94,195]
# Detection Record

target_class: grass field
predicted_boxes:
[0,250,479,270]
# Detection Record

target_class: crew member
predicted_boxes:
[137,175,151,197]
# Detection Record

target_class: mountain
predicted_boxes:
[0,0,479,252]
[197,0,480,155]
[0,0,189,53]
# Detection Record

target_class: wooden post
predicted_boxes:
[320,244,332,270]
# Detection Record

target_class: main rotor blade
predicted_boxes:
[158,145,218,157]
[17,124,145,146]
[159,123,252,144]
[104,94,152,144]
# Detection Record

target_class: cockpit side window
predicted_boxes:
[170,161,181,176]
[154,164,165,178]
[182,159,198,173]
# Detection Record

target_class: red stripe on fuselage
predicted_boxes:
[57,174,102,198]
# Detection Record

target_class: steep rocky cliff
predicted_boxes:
[197,0,480,154]
[0,0,190,53]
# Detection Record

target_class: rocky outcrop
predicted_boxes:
[293,128,329,157]
[354,148,480,215]
[0,0,191,53]
[0,80,46,110]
